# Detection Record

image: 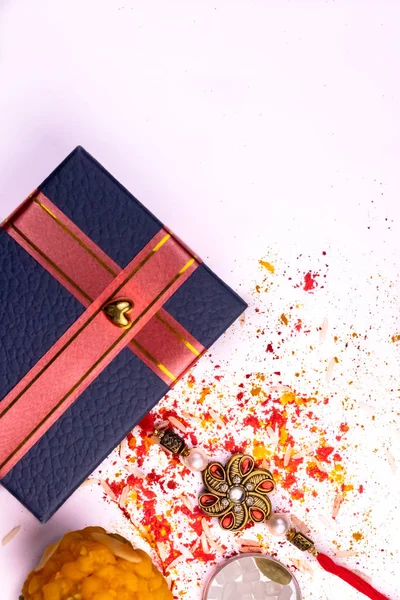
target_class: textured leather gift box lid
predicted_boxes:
[0,147,246,522]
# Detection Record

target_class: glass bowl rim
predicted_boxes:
[201,552,302,600]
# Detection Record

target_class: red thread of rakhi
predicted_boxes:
[150,424,390,600]
[316,554,389,600]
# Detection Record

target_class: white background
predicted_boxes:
[0,2,399,600]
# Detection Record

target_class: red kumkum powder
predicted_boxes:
[303,271,319,292]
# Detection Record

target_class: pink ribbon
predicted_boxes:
[0,192,203,476]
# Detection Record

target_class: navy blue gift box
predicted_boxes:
[0,147,246,522]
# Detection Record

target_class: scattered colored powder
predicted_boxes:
[138,413,156,435]
[341,483,354,494]
[279,391,308,406]
[291,489,305,501]
[252,442,269,460]
[198,387,211,404]
[106,478,127,497]
[303,271,319,292]
[127,433,136,449]
[331,463,345,485]
[244,414,262,431]
[391,334,400,343]
[316,446,334,463]
[97,249,366,596]
[250,386,262,397]
[307,462,329,482]
[259,260,275,273]
[352,532,364,542]
[267,406,288,431]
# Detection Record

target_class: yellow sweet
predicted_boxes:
[22,527,172,600]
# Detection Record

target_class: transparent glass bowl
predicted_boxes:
[202,553,302,600]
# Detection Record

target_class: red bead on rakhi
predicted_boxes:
[153,426,390,600]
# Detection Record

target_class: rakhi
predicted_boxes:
[151,426,390,600]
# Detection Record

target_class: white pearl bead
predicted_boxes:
[265,514,290,537]
[228,485,246,503]
[183,448,209,472]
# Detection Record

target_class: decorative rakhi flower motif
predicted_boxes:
[198,454,275,531]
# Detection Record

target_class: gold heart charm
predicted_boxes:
[102,299,134,329]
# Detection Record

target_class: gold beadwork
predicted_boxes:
[102,299,134,329]
[156,428,190,456]
[181,446,190,458]
[198,454,275,531]
[286,528,316,553]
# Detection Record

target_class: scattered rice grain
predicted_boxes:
[319,317,329,344]
[168,416,187,433]
[119,438,129,460]
[191,538,201,552]
[2,525,21,546]
[266,426,279,446]
[101,480,117,501]
[387,448,397,474]
[332,492,343,519]
[314,459,328,473]
[318,514,334,530]
[175,541,194,560]
[209,409,225,428]
[292,445,313,461]
[156,542,169,563]
[181,410,200,422]
[293,559,314,575]
[125,464,145,478]
[180,494,195,512]
[80,477,101,487]
[359,402,375,416]
[167,555,185,571]
[201,518,213,538]
[201,532,209,553]
[35,541,60,571]
[335,550,359,558]
[269,386,292,393]
[326,357,336,383]
[290,515,310,534]
[119,484,131,508]
[238,538,260,548]
[207,537,224,554]
[284,444,292,467]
